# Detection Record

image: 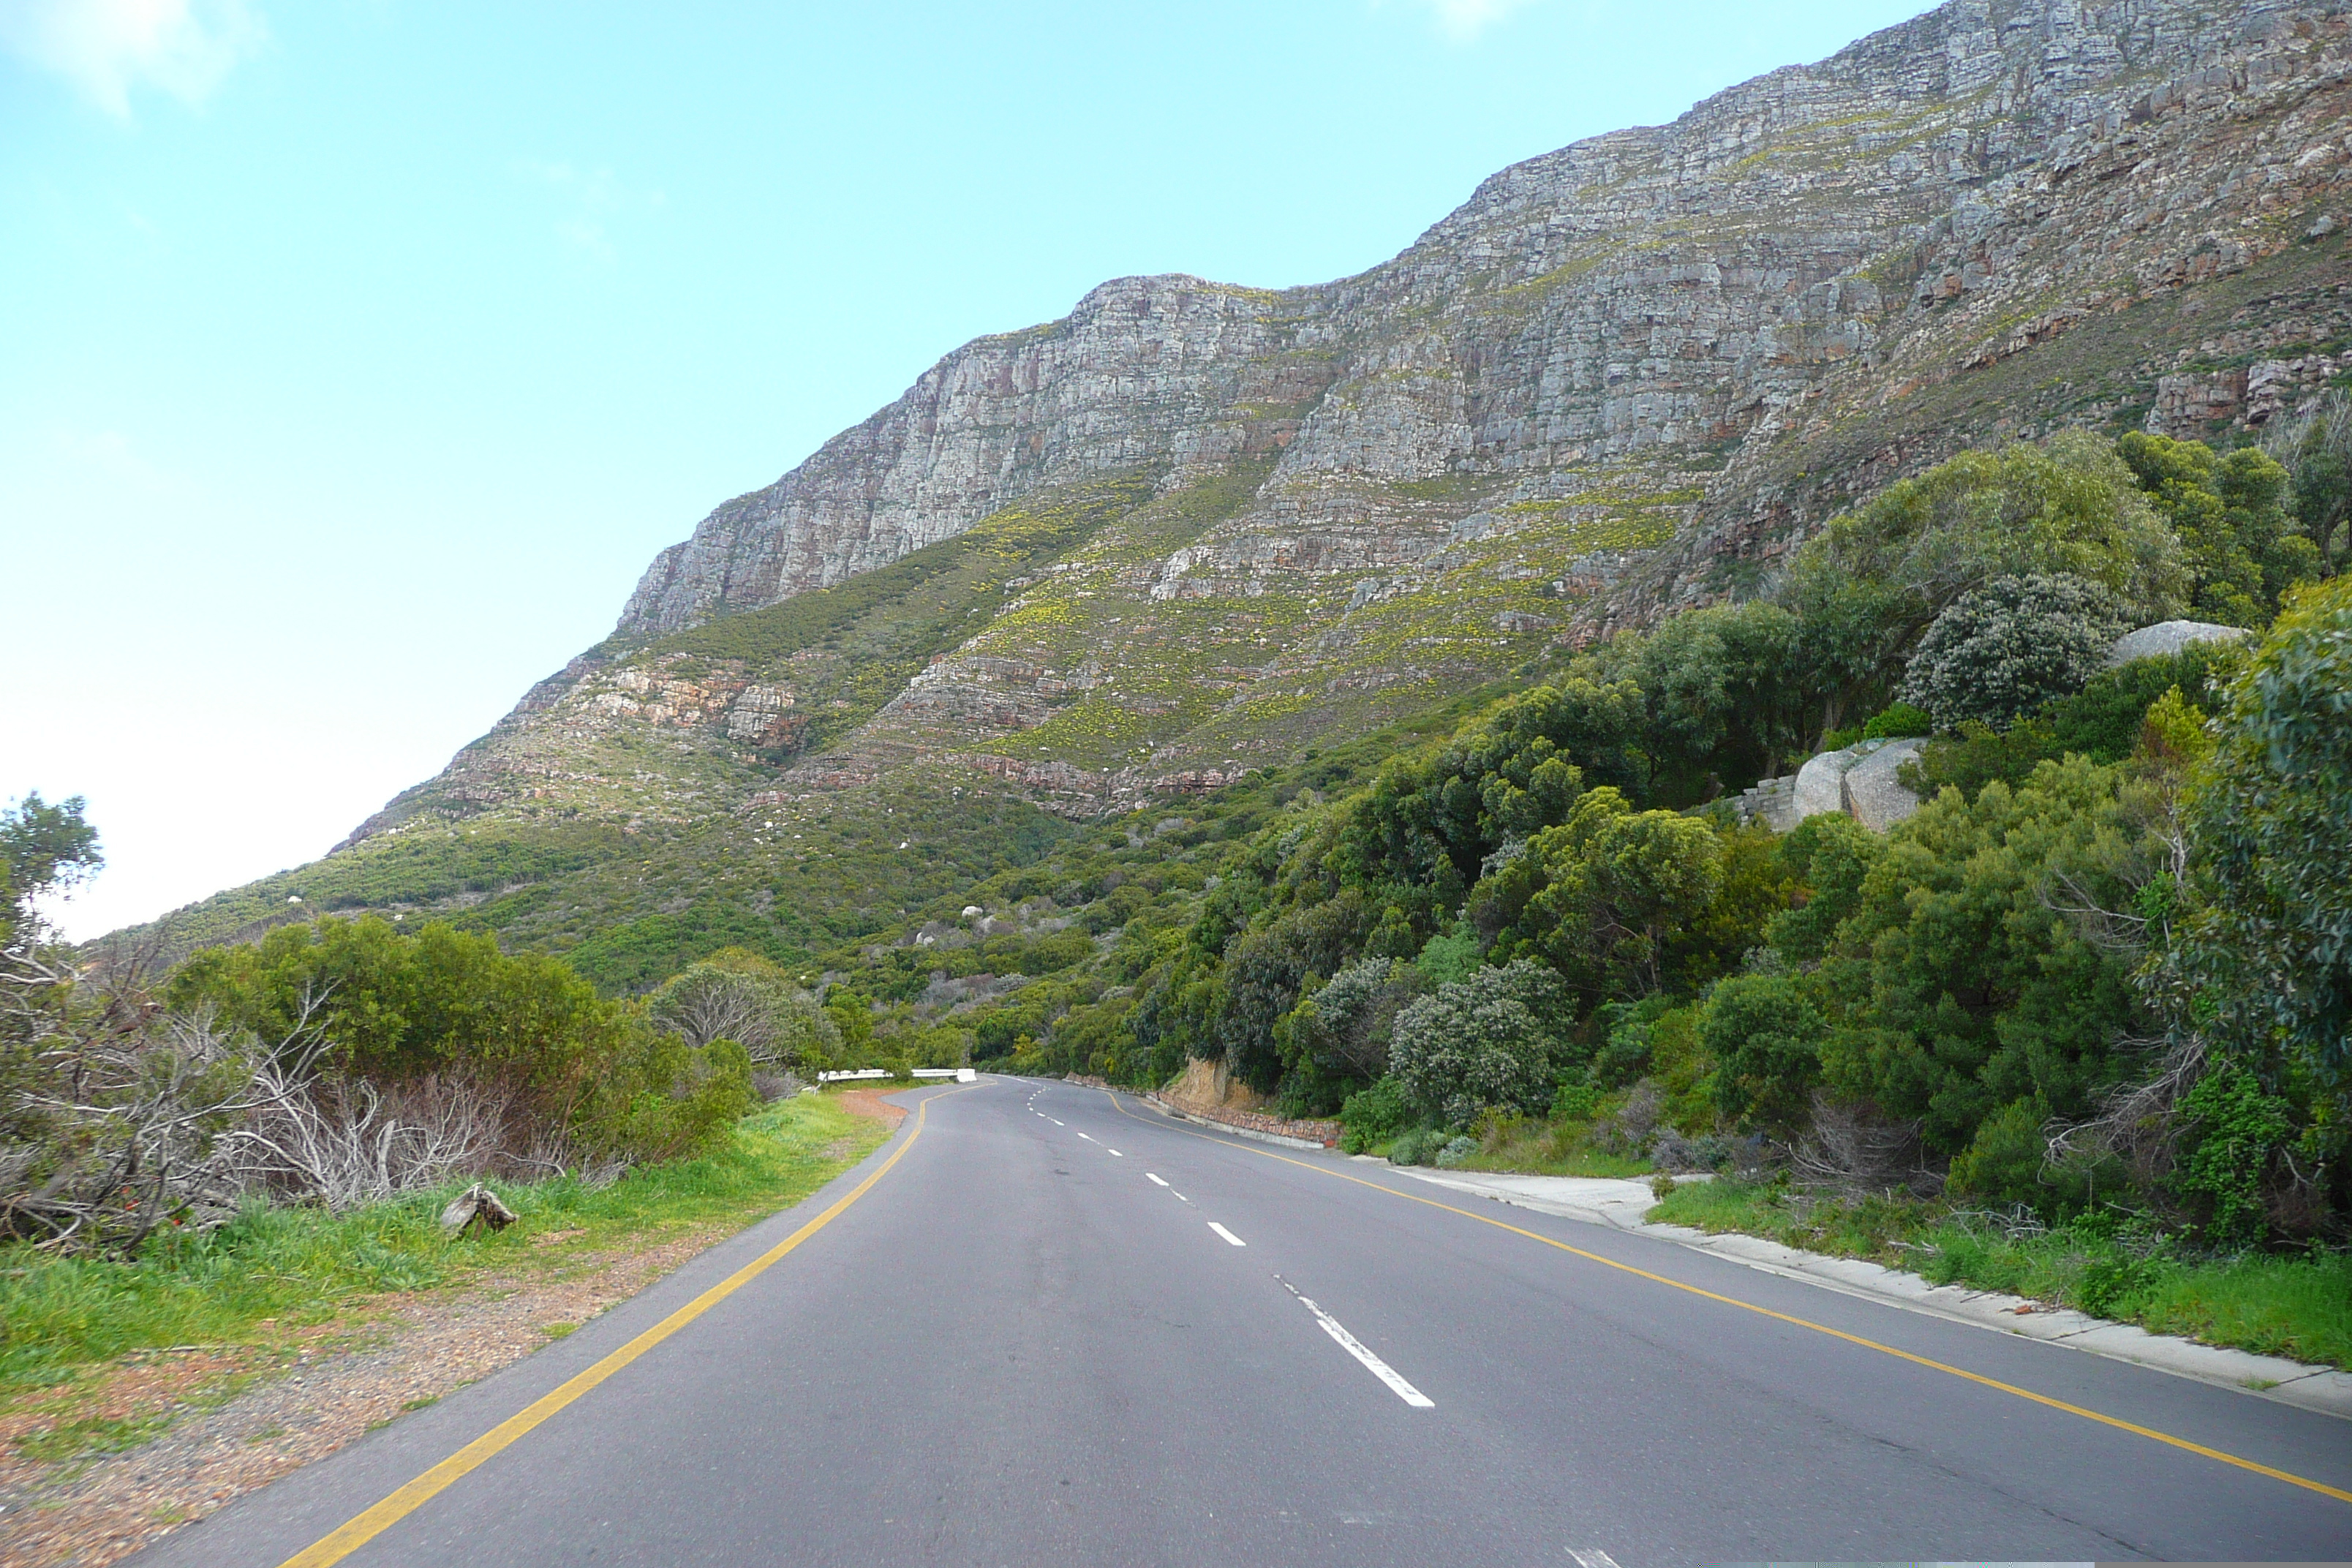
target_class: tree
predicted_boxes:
[1280,955,1419,1083]
[2261,388,2351,576]
[1,793,102,946]
[2168,575,2352,1090]
[649,949,839,1075]
[1764,813,1882,966]
[1896,573,2127,731]
[1630,600,1811,788]
[1484,788,1725,1000]
[2118,432,2314,625]
[1806,755,2152,1154]
[1778,557,1918,741]
[1701,974,1824,1134]
[1390,960,1574,1127]
[1793,429,2185,639]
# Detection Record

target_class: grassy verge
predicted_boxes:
[1365,1115,1654,1178]
[0,1093,890,1421]
[1648,1180,2352,1373]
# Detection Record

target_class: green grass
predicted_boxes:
[0,1095,889,1436]
[1648,1180,2352,1371]
[1446,1117,1655,1178]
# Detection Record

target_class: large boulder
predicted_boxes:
[1793,747,1860,821]
[1791,737,1925,832]
[2106,619,2250,668]
[1842,738,1926,832]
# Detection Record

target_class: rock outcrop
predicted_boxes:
[614,0,2352,657]
[146,0,2352,955]
[2108,619,2256,666]
[1844,739,1929,832]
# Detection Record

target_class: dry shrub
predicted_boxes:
[1790,1093,1943,1198]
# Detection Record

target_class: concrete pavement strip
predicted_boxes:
[1389,1165,2352,1422]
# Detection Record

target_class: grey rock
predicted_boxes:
[309,0,2352,867]
[1734,774,1799,833]
[1842,738,1927,832]
[603,0,2352,652]
[2108,619,2253,667]
[1793,745,1868,822]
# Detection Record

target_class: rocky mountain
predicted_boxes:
[153,0,2352,976]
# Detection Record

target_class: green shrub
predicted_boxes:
[1862,702,1932,739]
[1390,960,1574,1127]
[2168,575,2352,1100]
[1945,1097,2051,1205]
[1338,1076,1410,1153]
[1387,1127,1441,1166]
[1699,974,1823,1134]
[1433,1134,1478,1168]
[1905,644,2237,799]
[2172,1064,2293,1247]
[1548,1079,1600,1123]
[1896,573,2127,731]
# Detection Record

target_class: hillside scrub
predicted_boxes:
[1073,431,2348,1267]
[3,843,758,1255]
[168,916,758,1183]
[0,1093,886,1440]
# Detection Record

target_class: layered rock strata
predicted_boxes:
[323,0,2352,870]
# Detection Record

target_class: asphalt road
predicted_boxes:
[138,1077,2352,1567]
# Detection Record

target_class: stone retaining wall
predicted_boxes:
[1149,1095,1340,1148]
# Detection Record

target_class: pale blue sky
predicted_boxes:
[4,0,1927,938]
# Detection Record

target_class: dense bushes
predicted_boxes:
[133,917,755,1216]
[1120,428,2341,1253]
[1896,573,2126,731]
[1390,961,1575,1128]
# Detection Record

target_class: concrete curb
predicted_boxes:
[1395,1168,2352,1422]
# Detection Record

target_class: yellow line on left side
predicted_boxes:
[278,1084,972,1568]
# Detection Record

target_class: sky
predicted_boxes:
[4,0,1929,941]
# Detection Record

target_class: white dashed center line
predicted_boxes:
[1275,1276,1433,1408]
[1105,1149,1122,1157]
[1077,1131,1096,1142]
[1207,1223,1246,1247]
[1145,1172,1169,1186]
[1047,1118,1063,1126]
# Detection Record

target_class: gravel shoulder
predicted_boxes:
[0,1100,895,1568]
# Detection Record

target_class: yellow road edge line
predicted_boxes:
[1104,1088,2352,1507]
[277,1085,973,1568]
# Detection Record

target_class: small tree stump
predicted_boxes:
[440,1183,518,1235]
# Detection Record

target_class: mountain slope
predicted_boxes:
[141,0,2352,974]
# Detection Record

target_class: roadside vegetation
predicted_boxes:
[1649,1180,2352,1372]
[0,826,889,1458]
[0,1093,884,1455]
[8,403,2348,1416]
[887,418,2351,1361]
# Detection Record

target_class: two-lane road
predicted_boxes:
[138,1077,2352,1566]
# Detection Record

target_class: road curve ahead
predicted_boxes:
[136,1077,2352,1567]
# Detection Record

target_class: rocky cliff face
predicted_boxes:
[617,0,2351,652]
[157,0,2352,960]
[617,277,1335,634]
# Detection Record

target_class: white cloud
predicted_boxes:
[515,159,666,260]
[1402,0,1537,42]
[0,0,265,116]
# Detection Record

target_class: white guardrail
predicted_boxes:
[818,1068,977,1083]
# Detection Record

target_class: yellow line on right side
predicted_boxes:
[1103,1088,2352,1507]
